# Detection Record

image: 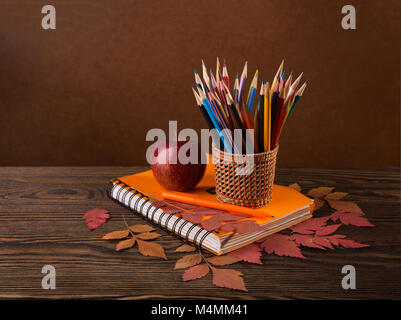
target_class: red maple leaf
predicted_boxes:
[289,216,330,234]
[227,243,263,264]
[330,211,375,227]
[83,208,110,230]
[260,234,305,259]
[290,234,328,250]
[315,224,342,236]
[327,235,369,248]
[220,220,264,234]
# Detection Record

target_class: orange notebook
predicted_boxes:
[107,163,314,255]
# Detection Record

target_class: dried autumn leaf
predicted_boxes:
[327,200,364,214]
[137,239,167,259]
[315,224,342,236]
[135,232,161,240]
[220,220,264,234]
[174,253,202,270]
[327,235,369,248]
[151,200,167,208]
[260,234,306,259]
[129,224,155,233]
[182,264,210,281]
[307,187,335,198]
[211,266,247,292]
[175,244,196,252]
[83,208,110,231]
[314,198,325,210]
[207,255,241,266]
[116,237,136,251]
[103,229,129,240]
[289,183,301,192]
[191,207,226,215]
[161,206,182,215]
[290,234,327,250]
[201,213,244,231]
[330,211,374,227]
[325,192,348,200]
[181,212,205,224]
[289,216,330,234]
[228,243,263,264]
[164,200,198,210]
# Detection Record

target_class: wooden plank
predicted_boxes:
[0,167,399,299]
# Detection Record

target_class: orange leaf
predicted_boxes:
[207,255,241,266]
[327,200,364,214]
[211,266,247,292]
[325,192,348,200]
[116,237,136,251]
[175,244,196,252]
[307,187,335,198]
[174,253,202,270]
[137,239,167,259]
[129,224,155,233]
[182,264,210,281]
[103,229,129,240]
[289,183,301,192]
[135,232,161,240]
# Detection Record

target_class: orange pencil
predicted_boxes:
[161,191,273,218]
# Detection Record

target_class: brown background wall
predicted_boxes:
[0,0,399,167]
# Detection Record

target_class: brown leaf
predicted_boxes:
[260,234,306,259]
[314,198,325,210]
[325,192,348,200]
[129,224,155,233]
[207,255,241,266]
[83,208,110,231]
[211,266,247,292]
[164,200,199,210]
[151,200,167,208]
[174,253,202,270]
[182,264,210,281]
[327,200,364,214]
[137,239,167,259]
[220,220,264,234]
[228,243,263,264]
[307,187,335,198]
[161,206,182,214]
[135,232,161,240]
[116,237,136,251]
[175,244,196,252]
[289,183,302,192]
[103,229,130,240]
[181,212,205,224]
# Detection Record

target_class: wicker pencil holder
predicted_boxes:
[212,145,279,208]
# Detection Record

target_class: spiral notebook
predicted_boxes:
[107,164,314,255]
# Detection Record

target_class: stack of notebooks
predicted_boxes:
[107,163,314,255]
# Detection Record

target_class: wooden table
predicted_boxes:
[0,167,400,299]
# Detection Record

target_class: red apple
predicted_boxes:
[150,139,206,191]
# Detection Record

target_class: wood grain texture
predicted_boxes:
[0,167,400,299]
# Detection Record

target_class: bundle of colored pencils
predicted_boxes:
[192,58,307,154]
